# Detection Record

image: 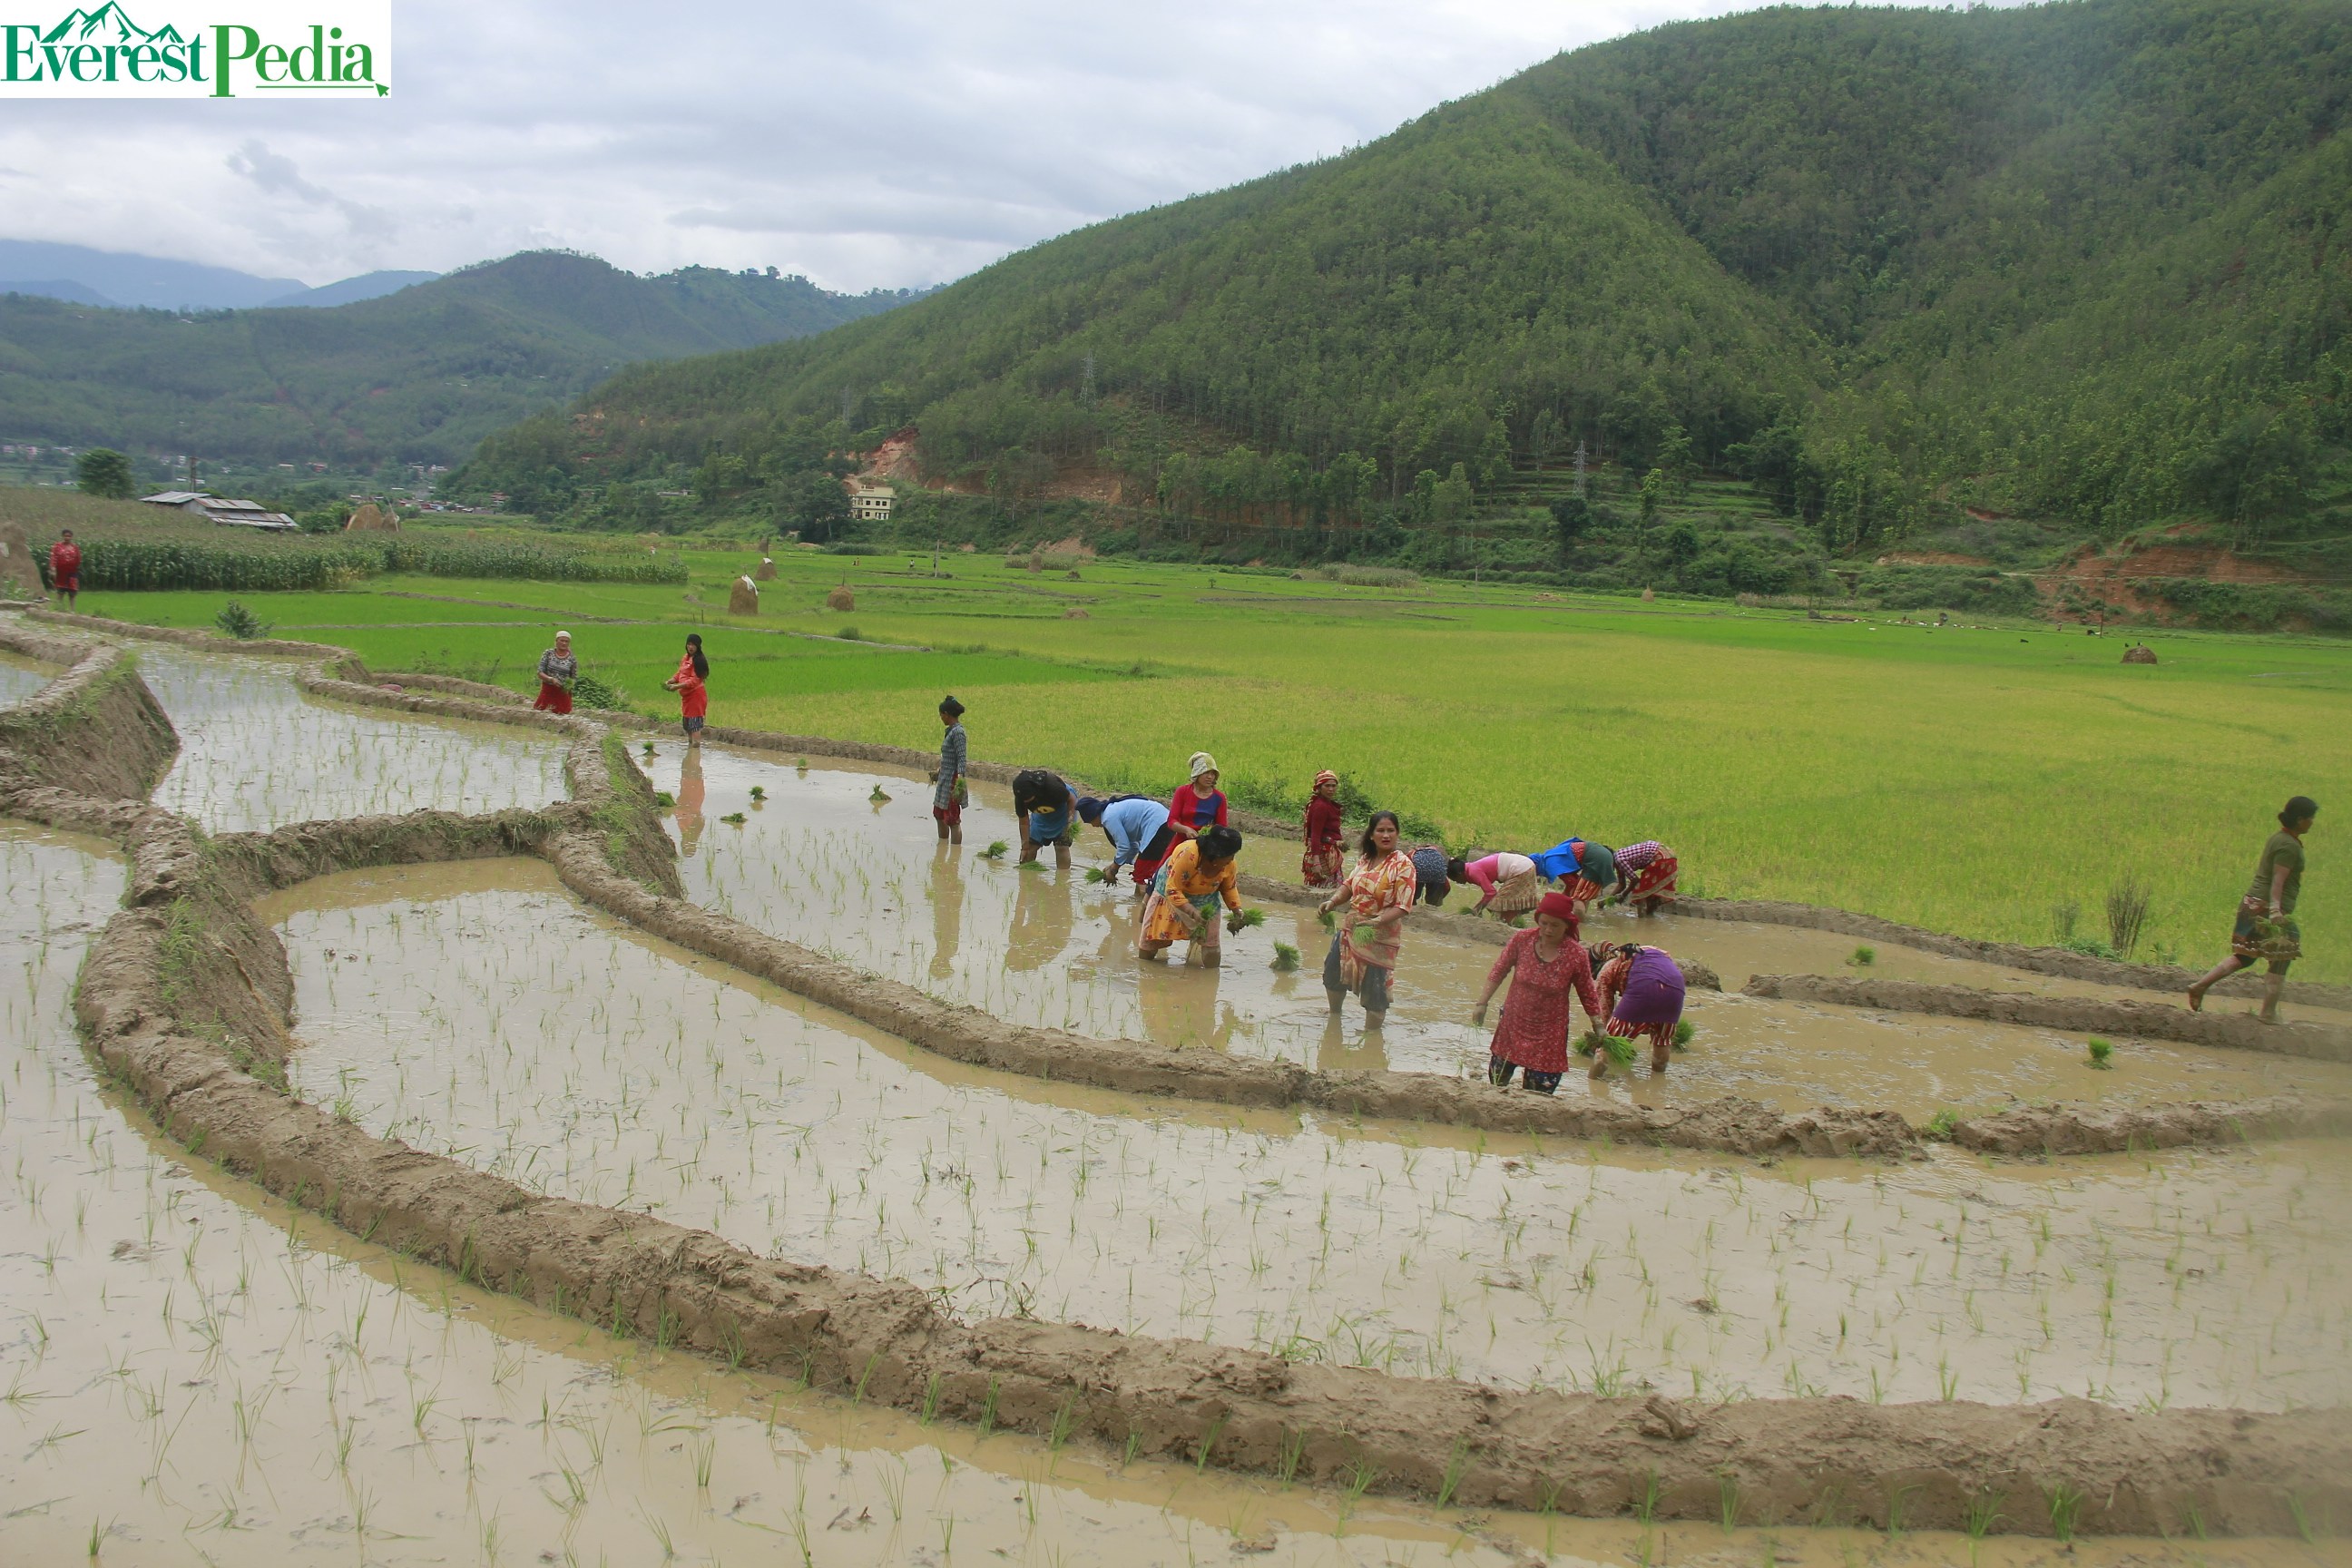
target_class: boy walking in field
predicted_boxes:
[934,696,967,844]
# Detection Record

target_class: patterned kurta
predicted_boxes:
[934,722,968,809]
[1141,839,1241,945]
[1485,928,1603,1073]
[1338,848,1417,984]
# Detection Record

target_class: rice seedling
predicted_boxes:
[1848,946,1875,966]
[1270,941,1299,971]
[980,839,1008,858]
[1672,1019,1695,1049]
[749,784,767,799]
[2088,1037,2114,1069]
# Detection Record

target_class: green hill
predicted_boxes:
[0,250,923,469]
[456,0,2352,593]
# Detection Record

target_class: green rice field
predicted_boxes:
[60,541,2352,983]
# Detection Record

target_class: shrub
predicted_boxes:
[213,600,270,640]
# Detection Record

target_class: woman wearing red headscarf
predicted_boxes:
[1469,891,1603,1093]
[1300,769,1345,887]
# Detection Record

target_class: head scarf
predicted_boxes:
[1188,751,1218,780]
[1313,769,1338,789]
[1536,891,1581,926]
[1075,796,1105,822]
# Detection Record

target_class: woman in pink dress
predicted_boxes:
[1470,892,1604,1093]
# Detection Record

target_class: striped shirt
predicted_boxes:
[934,722,967,808]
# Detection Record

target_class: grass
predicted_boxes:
[63,543,2352,979]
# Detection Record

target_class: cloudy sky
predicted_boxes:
[3,0,1783,292]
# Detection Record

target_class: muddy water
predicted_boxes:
[264,860,2352,1415]
[0,644,61,705]
[648,745,2352,1117]
[3,822,1646,1568]
[129,643,571,831]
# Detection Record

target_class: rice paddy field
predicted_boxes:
[65,540,2352,982]
[4,601,2349,1563]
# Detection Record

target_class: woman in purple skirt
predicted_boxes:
[1588,941,1685,1077]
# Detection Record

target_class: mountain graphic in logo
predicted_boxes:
[40,4,172,44]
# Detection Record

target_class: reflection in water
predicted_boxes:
[1318,1010,1392,1073]
[1135,954,1235,1048]
[1006,864,1074,972]
[929,840,965,978]
[675,746,706,856]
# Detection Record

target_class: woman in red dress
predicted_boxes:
[1470,891,1604,1094]
[663,633,709,743]
[1300,769,1345,887]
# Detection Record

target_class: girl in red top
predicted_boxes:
[48,529,82,610]
[1470,892,1603,1094]
[663,632,709,743]
[1171,751,1229,832]
[1301,769,1345,887]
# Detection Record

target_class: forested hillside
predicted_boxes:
[456,0,2352,593]
[0,251,923,468]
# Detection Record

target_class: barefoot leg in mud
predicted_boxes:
[2188,954,2247,1011]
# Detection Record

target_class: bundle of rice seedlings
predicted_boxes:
[1234,907,1267,928]
[2087,1037,2114,1069]
[868,784,892,803]
[1672,1020,1695,1050]
[981,841,1009,859]
[720,811,746,825]
[1271,942,1300,972]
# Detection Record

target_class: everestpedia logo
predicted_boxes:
[3,0,388,96]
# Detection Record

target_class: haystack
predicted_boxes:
[344,502,400,532]
[2122,644,2157,664]
[0,521,37,597]
[1641,586,1656,602]
[729,576,760,615]
[752,556,778,582]
[826,584,856,612]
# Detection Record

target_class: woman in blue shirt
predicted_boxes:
[1079,795,1185,897]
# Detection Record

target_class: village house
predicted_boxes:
[849,483,895,523]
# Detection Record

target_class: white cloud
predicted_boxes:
[0,1,1970,291]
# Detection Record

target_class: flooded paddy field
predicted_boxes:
[133,644,571,831]
[264,858,2352,1414]
[648,744,2352,1118]
[3,824,1626,1568]
[0,643,62,704]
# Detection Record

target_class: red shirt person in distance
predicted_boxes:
[48,529,82,610]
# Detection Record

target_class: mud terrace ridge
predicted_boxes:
[3,612,2348,1536]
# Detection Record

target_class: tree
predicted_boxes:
[1665,522,1701,563]
[1657,423,1697,500]
[777,470,852,543]
[1528,408,1565,469]
[1549,494,1592,555]
[1637,467,1664,567]
[75,447,133,499]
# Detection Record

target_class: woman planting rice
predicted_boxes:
[1318,810,1417,1027]
[1012,769,1078,868]
[1534,835,1618,915]
[2189,795,2318,1024]
[1410,845,1454,906]
[1078,795,1186,894]
[1170,753,1229,832]
[662,633,710,743]
[1139,825,1246,965]
[533,631,578,714]
[1301,769,1346,888]
[1588,940,1687,1077]
[1606,839,1681,914]
[932,696,967,845]
[1471,891,1604,1094]
[1448,850,1544,917]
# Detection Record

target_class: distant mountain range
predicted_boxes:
[0,250,926,467]
[0,240,434,310]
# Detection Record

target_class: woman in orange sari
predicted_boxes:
[1318,809,1416,1027]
